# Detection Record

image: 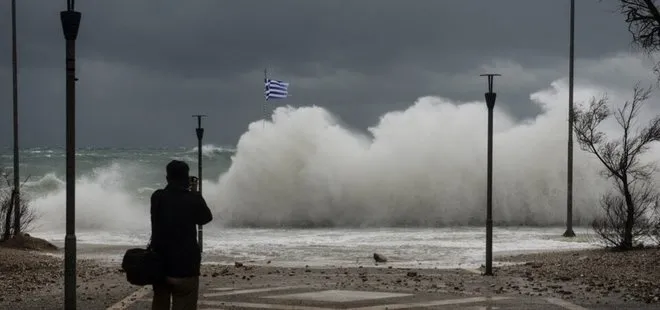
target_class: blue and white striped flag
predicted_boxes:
[264,78,289,100]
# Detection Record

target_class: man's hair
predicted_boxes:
[166,160,190,181]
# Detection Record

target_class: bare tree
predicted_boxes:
[0,171,36,240]
[618,1,660,51]
[651,206,660,245]
[592,189,656,248]
[614,1,660,78]
[573,84,660,249]
[2,189,15,240]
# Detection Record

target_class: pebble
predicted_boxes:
[497,247,660,304]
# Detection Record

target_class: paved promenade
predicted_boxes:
[105,263,659,310]
[109,283,607,310]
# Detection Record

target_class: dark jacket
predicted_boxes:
[150,184,213,277]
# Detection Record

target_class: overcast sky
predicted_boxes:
[0,0,650,148]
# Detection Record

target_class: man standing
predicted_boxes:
[150,160,213,310]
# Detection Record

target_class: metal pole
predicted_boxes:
[480,73,500,276]
[564,0,576,238]
[193,115,206,253]
[264,68,268,128]
[61,1,81,308]
[11,0,20,236]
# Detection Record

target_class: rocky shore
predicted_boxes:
[0,235,135,309]
[495,247,660,305]
[188,248,659,308]
[192,248,660,307]
[0,236,658,309]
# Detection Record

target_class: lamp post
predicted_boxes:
[61,0,81,308]
[193,114,206,253]
[563,0,577,238]
[480,73,500,276]
[11,0,20,237]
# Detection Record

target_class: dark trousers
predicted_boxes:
[152,276,200,310]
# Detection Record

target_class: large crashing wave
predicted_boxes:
[27,163,148,231]
[204,79,659,227]
[25,78,660,230]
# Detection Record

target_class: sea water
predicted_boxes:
[4,83,652,267]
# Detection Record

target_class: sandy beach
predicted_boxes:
[1,237,659,309]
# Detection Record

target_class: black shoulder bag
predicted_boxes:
[121,194,165,286]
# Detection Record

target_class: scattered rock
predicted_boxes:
[498,247,660,304]
[373,253,388,263]
[524,262,544,269]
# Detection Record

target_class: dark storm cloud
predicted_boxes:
[0,0,639,148]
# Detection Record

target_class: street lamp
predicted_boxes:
[11,0,20,237]
[60,0,81,308]
[193,115,207,253]
[564,0,577,238]
[480,73,500,276]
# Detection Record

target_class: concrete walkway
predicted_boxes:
[109,284,601,310]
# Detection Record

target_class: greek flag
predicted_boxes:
[264,79,289,100]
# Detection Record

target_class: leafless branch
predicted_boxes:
[618,0,660,53]
[0,172,37,239]
[574,84,660,249]
[592,190,655,249]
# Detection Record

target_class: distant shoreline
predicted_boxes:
[31,227,598,271]
[38,240,599,270]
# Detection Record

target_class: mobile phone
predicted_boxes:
[189,176,199,192]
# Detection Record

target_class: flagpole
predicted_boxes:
[263,68,267,128]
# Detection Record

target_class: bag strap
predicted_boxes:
[146,189,163,251]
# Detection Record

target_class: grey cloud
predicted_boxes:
[0,0,645,148]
